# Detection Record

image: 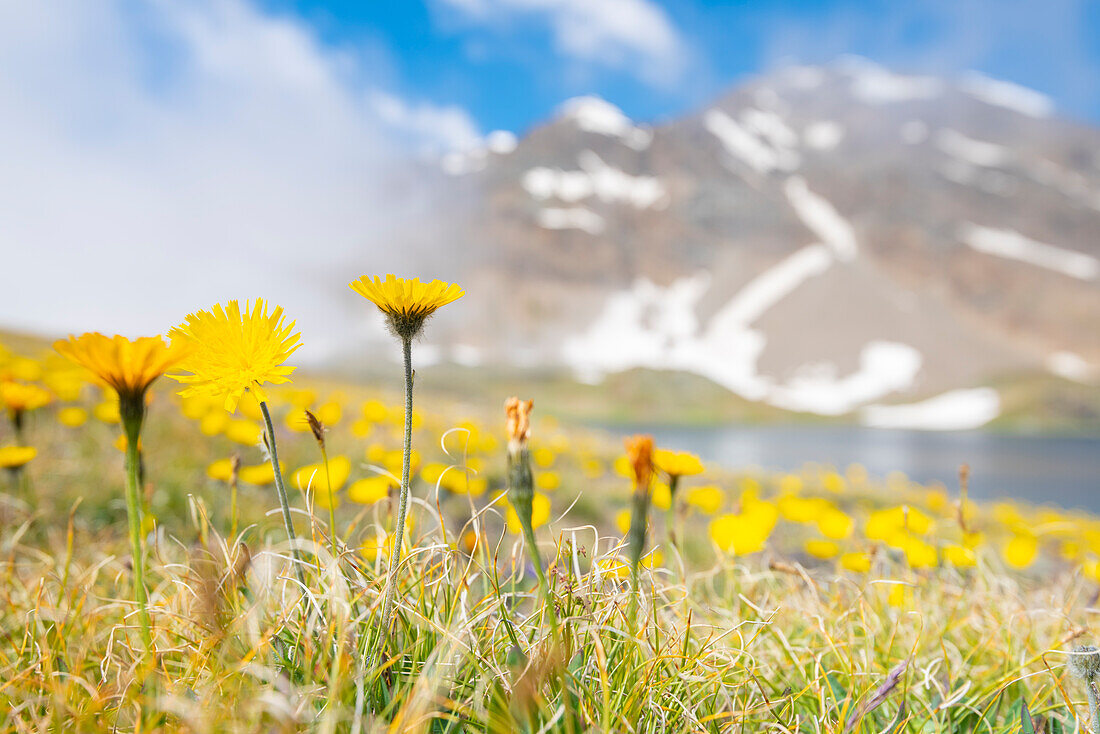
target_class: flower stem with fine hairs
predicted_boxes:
[120,401,152,650]
[379,335,415,638]
[259,400,305,588]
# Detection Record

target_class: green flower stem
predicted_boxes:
[1089,681,1099,733]
[121,406,152,650]
[259,400,306,588]
[666,474,681,549]
[509,447,559,628]
[379,335,415,638]
[319,444,339,564]
[626,478,651,625]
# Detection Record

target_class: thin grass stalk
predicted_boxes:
[319,443,339,563]
[379,335,415,640]
[259,400,305,587]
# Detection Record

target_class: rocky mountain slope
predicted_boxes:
[399,58,1100,429]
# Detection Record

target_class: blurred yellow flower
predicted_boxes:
[866,506,933,541]
[316,400,342,426]
[943,544,977,568]
[199,410,229,436]
[207,458,234,481]
[615,508,632,535]
[840,551,872,573]
[654,449,704,478]
[349,475,395,504]
[1003,532,1038,569]
[239,462,281,486]
[505,492,551,534]
[57,406,88,428]
[804,539,839,559]
[0,446,36,469]
[293,455,351,509]
[94,399,120,425]
[224,419,262,446]
[651,481,672,511]
[170,299,300,413]
[54,333,185,405]
[816,508,854,540]
[779,474,803,494]
[709,499,778,556]
[536,470,561,492]
[1,381,52,417]
[533,447,555,468]
[685,485,724,514]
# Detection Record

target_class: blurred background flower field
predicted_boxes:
[1,325,1099,732]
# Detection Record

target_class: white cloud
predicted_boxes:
[0,0,480,360]
[435,0,687,85]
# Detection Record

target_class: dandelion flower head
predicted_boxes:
[54,334,184,403]
[169,299,300,412]
[349,274,464,340]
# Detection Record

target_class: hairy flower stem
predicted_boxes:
[1089,681,1099,733]
[259,401,305,588]
[508,447,560,629]
[379,336,415,639]
[120,404,152,651]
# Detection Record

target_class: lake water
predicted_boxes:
[605,424,1100,513]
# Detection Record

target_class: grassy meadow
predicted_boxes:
[1,316,1099,733]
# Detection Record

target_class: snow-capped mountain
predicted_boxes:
[395,58,1100,429]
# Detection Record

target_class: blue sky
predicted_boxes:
[258,0,1100,134]
[0,0,1097,350]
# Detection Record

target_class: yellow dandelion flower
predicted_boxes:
[293,455,352,509]
[1,381,52,415]
[1003,532,1038,569]
[224,419,262,446]
[239,462,281,486]
[0,446,36,469]
[349,475,395,505]
[840,551,872,573]
[653,449,704,478]
[535,470,561,492]
[804,539,839,559]
[615,508,633,535]
[54,334,185,407]
[57,406,88,428]
[685,485,724,515]
[816,508,855,540]
[207,458,234,481]
[943,544,977,568]
[349,274,464,339]
[169,299,300,413]
[505,492,551,534]
[651,481,672,511]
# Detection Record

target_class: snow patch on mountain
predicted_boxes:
[959,72,1053,118]
[936,129,1011,168]
[804,121,843,150]
[1047,352,1095,383]
[784,177,858,260]
[523,152,667,209]
[768,342,923,415]
[558,96,652,150]
[960,224,1100,280]
[561,274,710,383]
[705,109,800,174]
[536,207,605,234]
[440,130,517,175]
[860,387,1001,430]
[717,245,832,326]
[839,57,943,103]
